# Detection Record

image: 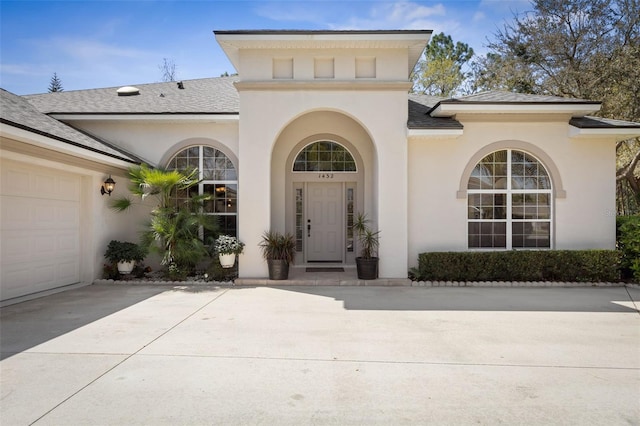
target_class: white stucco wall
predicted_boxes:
[237,89,409,278]
[407,116,617,268]
[238,48,407,81]
[68,121,239,167]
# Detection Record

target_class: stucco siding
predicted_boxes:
[68,121,239,167]
[238,48,408,81]
[407,117,617,268]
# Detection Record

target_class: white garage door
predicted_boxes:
[1,160,81,302]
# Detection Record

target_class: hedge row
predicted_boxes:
[617,215,640,281]
[411,250,621,282]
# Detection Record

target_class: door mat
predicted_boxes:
[306,267,345,272]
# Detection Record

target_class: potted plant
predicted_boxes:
[213,235,245,268]
[111,164,218,279]
[353,212,380,280]
[104,240,147,275]
[259,230,296,280]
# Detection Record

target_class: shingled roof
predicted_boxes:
[407,94,463,129]
[570,116,640,129]
[441,91,599,104]
[1,88,141,163]
[25,76,240,115]
[22,79,637,132]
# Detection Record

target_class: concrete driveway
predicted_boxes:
[1,284,639,425]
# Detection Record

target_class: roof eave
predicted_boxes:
[407,128,464,139]
[0,122,139,167]
[214,29,431,77]
[49,113,240,123]
[430,102,601,118]
[569,125,640,140]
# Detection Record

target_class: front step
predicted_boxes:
[234,278,412,286]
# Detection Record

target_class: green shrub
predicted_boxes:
[411,250,621,282]
[617,215,640,281]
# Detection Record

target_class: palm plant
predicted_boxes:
[111,164,218,277]
[352,212,380,259]
[258,230,296,280]
[352,212,380,280]
[259,230,296,263]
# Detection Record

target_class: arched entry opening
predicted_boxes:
[271,110,376,266]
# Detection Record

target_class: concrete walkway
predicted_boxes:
[1,284,639,425]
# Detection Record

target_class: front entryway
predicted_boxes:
[284,137,366,267]
[306,182,343,262]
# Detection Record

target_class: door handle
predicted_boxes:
[307,220,311,237]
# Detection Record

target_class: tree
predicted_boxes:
[159,58,177,82]
[412,32,474,97]
[48,72,63,92]
[472,0,640,214]
[111,164,219,278]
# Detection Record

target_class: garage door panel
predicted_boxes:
[1,197,30,226]
[3,231,78,263]
[3,197,79,230]
[1,161,81,302]
[2,167,79,201]
[58,259,80,282]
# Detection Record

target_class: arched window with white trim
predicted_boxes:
[293,141,357,172]
[467,149,552,249]
[167,145,238,238]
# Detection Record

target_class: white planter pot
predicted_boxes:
[219,253,236,268]
[117,261,135,275]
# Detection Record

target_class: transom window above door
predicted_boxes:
[293,141,357,172]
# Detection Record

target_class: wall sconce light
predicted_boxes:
[101,175,116,196]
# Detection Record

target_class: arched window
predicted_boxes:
[293,141,357,172]
[467,149,552,249]
[167,145,238,237]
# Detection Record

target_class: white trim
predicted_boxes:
[49,114,240,123]
[234,80,411,91]
[215,31,430,75]
[0,123,134,169]
[431,103,600,117]
[569,125,640,140]
[466,149,554,250]
[407,128,463,138]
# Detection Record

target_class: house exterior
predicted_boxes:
[2,29,640,304]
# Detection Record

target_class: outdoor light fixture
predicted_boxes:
[101,175,116,196]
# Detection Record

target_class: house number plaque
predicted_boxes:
[318,173,334,179]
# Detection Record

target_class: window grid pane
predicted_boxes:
[467,149,552,249]
[346,188,354,252]
[168,145,238,236]
[293,141,357,172]
[295,188,303,252]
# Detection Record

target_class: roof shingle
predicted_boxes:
[25,77,240,114]
[1,88,141,163]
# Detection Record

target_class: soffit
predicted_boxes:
[215,30,431,75]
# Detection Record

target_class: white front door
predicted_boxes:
[306,182,343,262]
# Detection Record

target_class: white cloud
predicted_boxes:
[253,1,333,24]
[473,11,486,22]
[329,1,452,30]
[40,37,152,61]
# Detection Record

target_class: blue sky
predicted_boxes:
[0,0,530,95]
